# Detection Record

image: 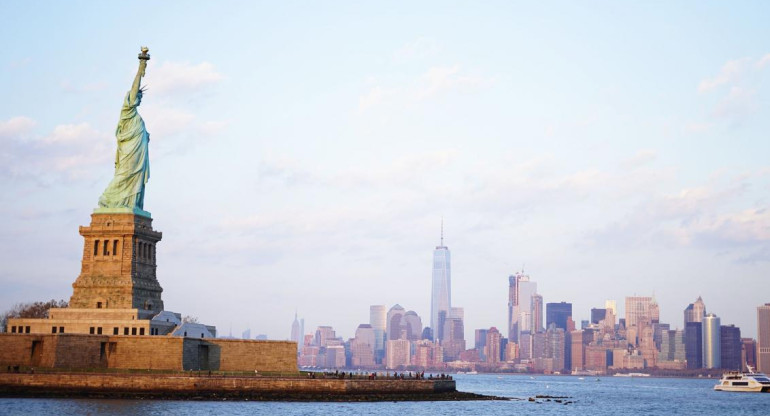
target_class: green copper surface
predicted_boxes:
[98,47,151,212]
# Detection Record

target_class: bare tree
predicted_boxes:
[1,299,68,332]
[182,315,199,324]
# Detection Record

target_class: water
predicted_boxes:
[1,374,767,415]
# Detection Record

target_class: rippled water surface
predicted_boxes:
[1,374,768,415]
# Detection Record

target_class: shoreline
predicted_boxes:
[0,372,507,402]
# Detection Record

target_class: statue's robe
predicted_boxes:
[98,92,150,209]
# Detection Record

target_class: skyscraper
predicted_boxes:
[386,304,406,341]
[508,271,536,342]
[702,313,721,369]
[485,327,502,364]
[531,293,544,334]
[625,296,653,328]
[720,325,742,371]
[290,312,302,352]
[431,224,451,342]
[685,321,703,369]
[684,296,706,328]
[758,303,770,373]
[403,311,423,341]
[370,305,386,363]
[546,302,573,331]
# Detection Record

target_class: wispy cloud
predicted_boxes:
[393,37,440,61]
[698,58,750,93]
[144,61,224,96]
[358,65,494,112]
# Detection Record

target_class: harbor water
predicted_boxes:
[1,373,768,415]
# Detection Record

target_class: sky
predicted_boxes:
[1,1,769,342]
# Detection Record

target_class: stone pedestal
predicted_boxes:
[69,212,164,318]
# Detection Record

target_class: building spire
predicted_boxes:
[440,217,444,246]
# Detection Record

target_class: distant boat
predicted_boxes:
[572,368,600,376]
[613,372,649,377]
[714,366,770,393]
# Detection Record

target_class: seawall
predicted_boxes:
[0,373,496,401]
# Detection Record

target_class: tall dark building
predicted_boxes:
[742,338,757,371]
[685,321,703,369]
[720,325,742,370]
[546,302,573,331]
[591,308,607,324]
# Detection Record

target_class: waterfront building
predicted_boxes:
[505,341,518,362]
[325,345,346,368]
[545,326,566,372]
[758,304,770,373]
[660,329,686,362]
[720,325,741,371]
[742,338,757,371]
[442,308,466,361]
[570,329,592,371]
[685,321,703,369]
[412,340,443,368]
[702,314,721,369]
[351,324,376,367]
[431,226,451,342]
[585,345,609,372]
[485,327,502,364]
[519,331,532,360]
[546,302,572,331]
[684,296,706,328]
[369,305,387,361]
[385,338,410,369]
[475,328,488,360]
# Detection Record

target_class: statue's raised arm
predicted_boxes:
[129,47,150,105]
[97,47,152,214]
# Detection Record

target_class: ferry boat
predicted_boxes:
[713,366,770,393]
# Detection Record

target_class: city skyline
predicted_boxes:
[1,2,769,342]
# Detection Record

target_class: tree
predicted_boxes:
[1,299,68,332]
[182,315,199,324]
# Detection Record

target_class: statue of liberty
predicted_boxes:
[97,47,151,212]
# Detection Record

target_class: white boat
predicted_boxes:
[714,366,770,393]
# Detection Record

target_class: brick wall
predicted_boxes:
[0,373,456,395]
[207,339,297,372]
[0,334,297,373]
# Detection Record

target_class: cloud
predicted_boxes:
[393,37,440,61]
[0,116,36,139]
[698,58,750,93]
[711,86,757,118]
[586,174,770,262]
[756,54,770,69]
[358,66,494,112]
[0,121,111,182]
[144,61,224,96]
[620,150,657,170]
[142,106,195,138]
[414,65,493,100]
